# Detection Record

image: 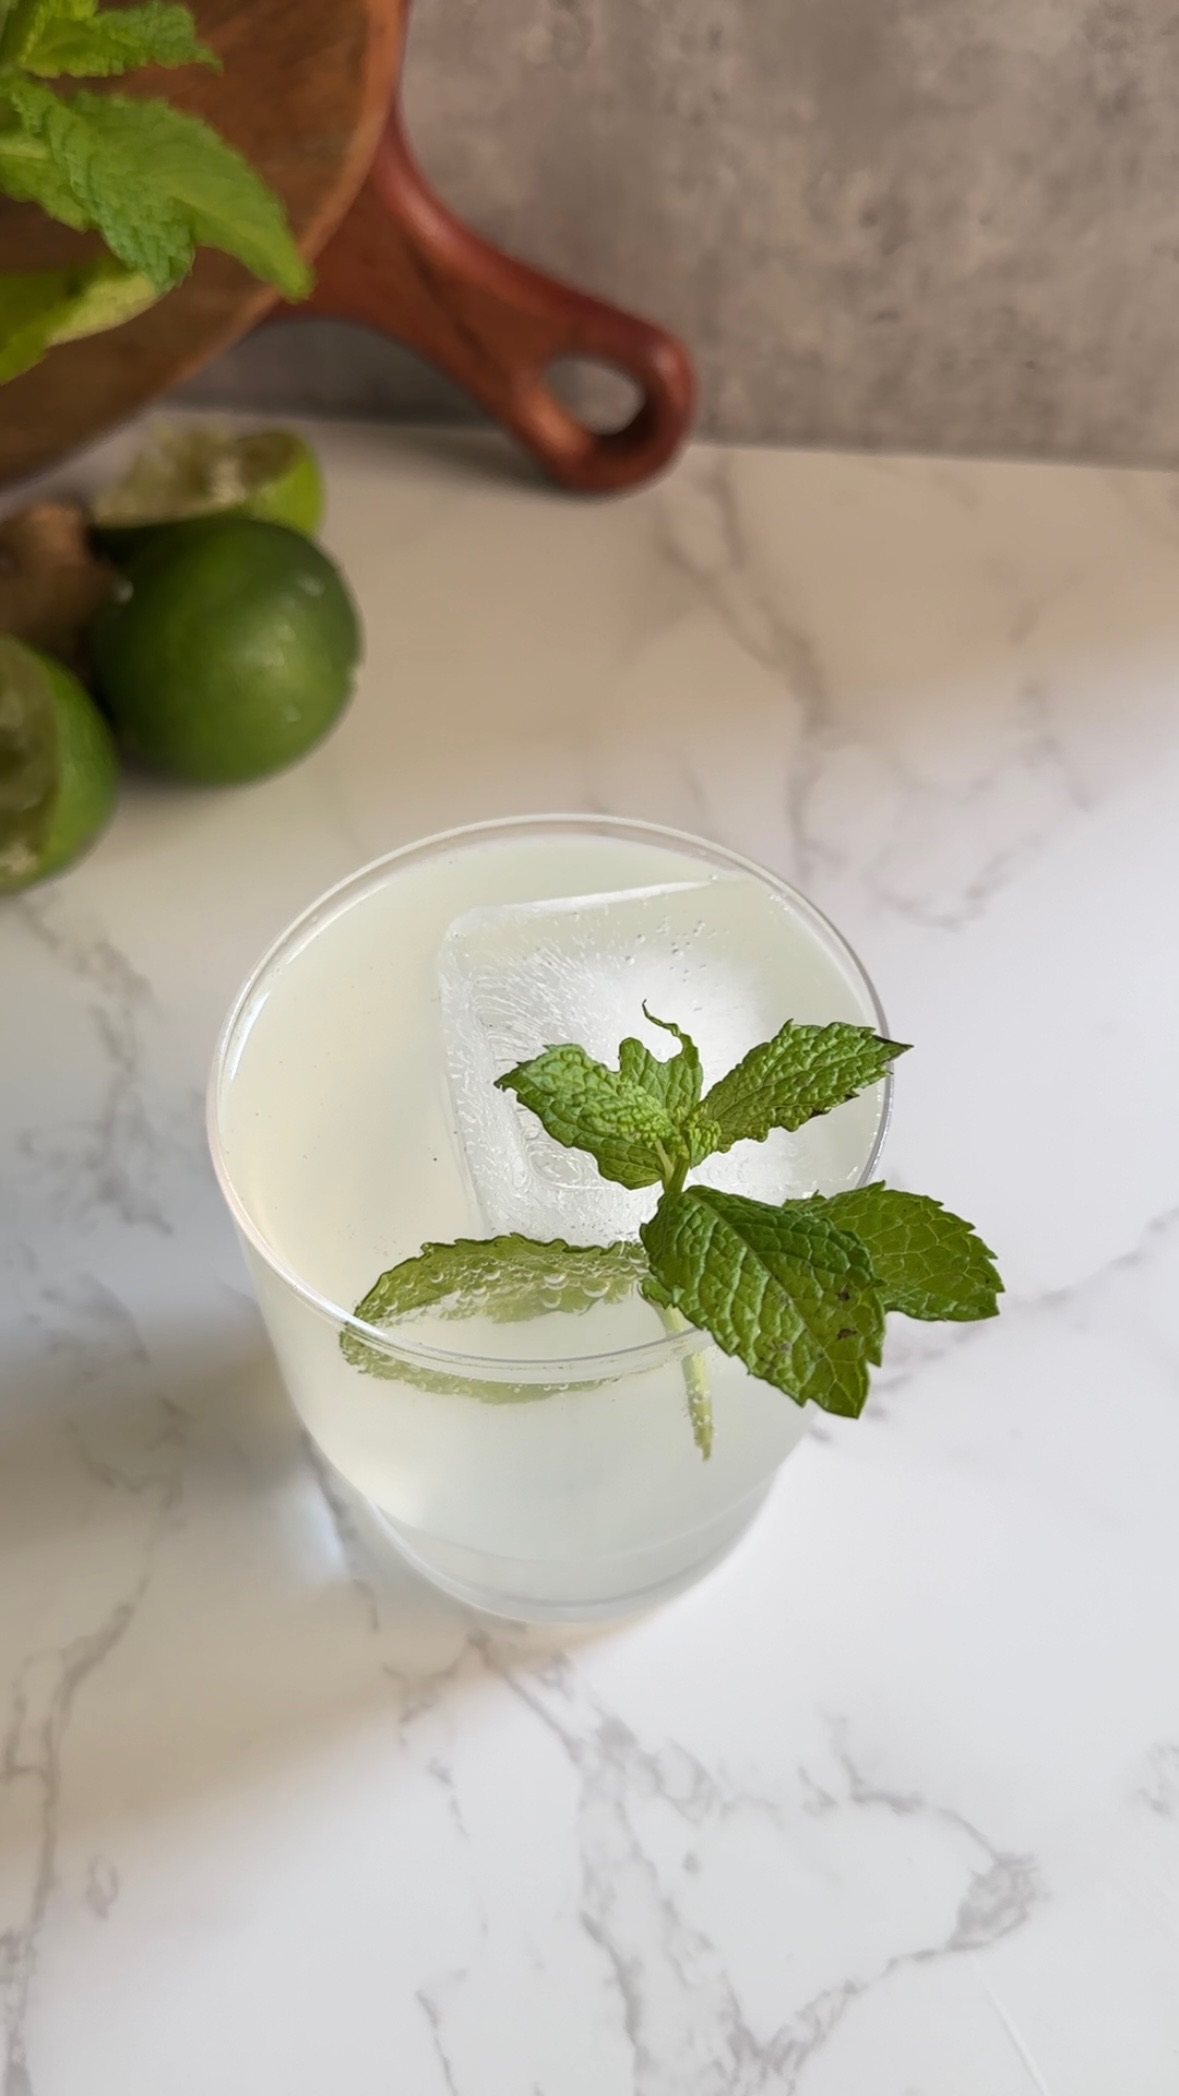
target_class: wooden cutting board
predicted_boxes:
[0,0,693,493]
[0,0,400,486]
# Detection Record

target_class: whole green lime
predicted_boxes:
[92,518,362,785]
[0,635,118,893]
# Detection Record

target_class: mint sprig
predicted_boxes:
[0,0,310,382]
[345,1008,1001,1457]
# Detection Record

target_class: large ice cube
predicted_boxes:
[437,876,876,1245]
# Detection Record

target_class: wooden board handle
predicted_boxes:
[304,107,695,493]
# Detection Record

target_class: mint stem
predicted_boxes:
[657,1304,713,1460]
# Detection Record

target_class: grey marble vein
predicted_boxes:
[1139,1744,1179,1820]
[81,1857,119,1922]
[12,899,170,1234]
[640,450,1098,926]
[652,453,836,887]
[417,1979,465,2096]
[0,1261,188,2095]
[468,1648,1044,2095]
[2,1585,154,2092]
[859,696,1088,931]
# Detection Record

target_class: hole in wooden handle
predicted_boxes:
[543,357,645,436]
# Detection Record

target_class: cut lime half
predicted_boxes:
[92,423,324,552]
[0,636,118,893]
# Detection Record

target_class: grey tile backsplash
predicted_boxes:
[183,0,1179,466]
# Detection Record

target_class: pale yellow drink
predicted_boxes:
[210,818,890,1619]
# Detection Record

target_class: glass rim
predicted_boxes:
[206,812,894,1383]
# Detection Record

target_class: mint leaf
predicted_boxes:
[86,91,305,294]
[67,93,308,295]
[337,1345,579,1404]
[699,1021,907,1154]
[0,256,154,379]
[0,80,310,297]
[498,1044,683,1189]
[619,1005,703,1122]
[340,1235,647,1396]
[18,2,219,78]
[0,124,90,227]
[641,1186,884,1417]
[618,1007,720,1169]
[1,76,194,286]
[351,1234,647,1329]
[0,0,71,67]
[806,1184,1002,1322]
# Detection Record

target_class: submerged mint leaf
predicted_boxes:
[641,1186,884,1417]
[350,1233,647,1331]
[699,1020,907,1155]
[806,1184,1003,1322]
[340,1234,648,1398]
[498,1043,682,1189]
[336,1345,585,1404]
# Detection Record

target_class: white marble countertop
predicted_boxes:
[3,418,1178,2095]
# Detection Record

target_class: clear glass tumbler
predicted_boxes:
[208,815,890,1621]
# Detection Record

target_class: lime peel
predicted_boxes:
[0,636,118,893]
[92,421,324,537]
[93,515,360,786]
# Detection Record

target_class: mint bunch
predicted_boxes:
[0,0,309,383]
[345,1011,1001,1456]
